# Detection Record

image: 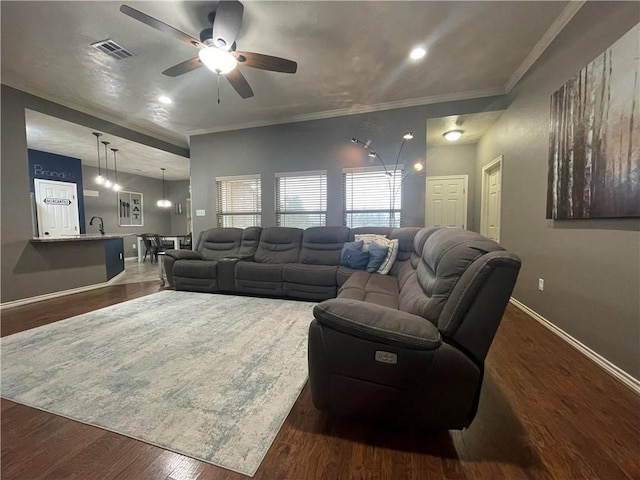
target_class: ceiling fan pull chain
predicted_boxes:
[217,74,221,104]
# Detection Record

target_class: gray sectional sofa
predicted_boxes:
[165,225,421,301]
[164,225,521,429]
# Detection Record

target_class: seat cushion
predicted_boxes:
[283,264,338,287]
[172,259,218,279]
[338,271,399,309]
[236,261,284,282]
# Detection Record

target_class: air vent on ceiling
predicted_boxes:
[91,39,135,60]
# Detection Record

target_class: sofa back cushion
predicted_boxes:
[400,228,506,324]
[239,226,262,256]
[299,226,350,265]
[389,227,422,262]
[197,228,243,261]
[349,227,392,241]
[254,227,303,263]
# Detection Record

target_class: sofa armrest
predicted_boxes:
[313,299,441,350]
[165,249,202,261]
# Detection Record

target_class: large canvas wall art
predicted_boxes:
[547,24,639,219]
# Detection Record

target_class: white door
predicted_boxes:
[425,175,468,229]
[34,179,80,237]
[481,156,502,242]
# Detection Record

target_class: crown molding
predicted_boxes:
[187,87,505,137]
[505,0,586,93]
[2,80,190,150]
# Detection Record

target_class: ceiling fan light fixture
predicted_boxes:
[198,47,237,74]
[409,47,426,60]
[444,130,464,142]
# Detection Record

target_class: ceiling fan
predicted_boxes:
[120,1,297,100]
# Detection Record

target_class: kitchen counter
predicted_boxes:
[31,234,128,242]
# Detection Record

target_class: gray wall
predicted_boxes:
[190,96,508,236]
[0,85,189,302]
[425,144,477,229]
[475,2,640,378]
[167,180,191,235]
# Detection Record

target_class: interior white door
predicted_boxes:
[34,179,80,237]
[481,157,502,242]
[425,176,468,229]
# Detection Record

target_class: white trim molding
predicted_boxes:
[188,87,504,137]
[505,1,586,93]
[0,271,126,311]
[510,298,640,395]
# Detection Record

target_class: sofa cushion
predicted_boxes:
[198,228,243,261]
[283,264,338,287]
[338,271,399,309]
[239,226,263,256]
[236,261,284,282]
[299,226,350,265]
[389,227,423,262]
[173,259,218,279]
[254,227,303,264]
[336,265,358,286]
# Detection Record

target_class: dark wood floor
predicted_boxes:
[2,282,639,479]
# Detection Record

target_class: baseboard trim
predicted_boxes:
[509,298,640,395]
[0,271,126,310]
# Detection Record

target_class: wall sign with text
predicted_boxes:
[118,191,144,227]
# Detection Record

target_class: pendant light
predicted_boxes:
[101,141,112,188]
[93,132,105,184]
[157,168,171,207]
[111,148,122,191]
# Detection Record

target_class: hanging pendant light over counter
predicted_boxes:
[111,148,122,191]
[157,168,171,207]
[93,132,105,185]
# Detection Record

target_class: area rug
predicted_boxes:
[1,291,315,476]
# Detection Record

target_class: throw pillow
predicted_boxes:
[354,234,399,275]
[366,243,389,273]
[340,240,363,259]
[340,249,370,270]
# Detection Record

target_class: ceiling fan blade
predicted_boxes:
[211,1,244,50]
[120,5,205,49]
[226,68,254,99]
[233,51,297,74]
[162,57,203,77]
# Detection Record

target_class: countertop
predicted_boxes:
[31,234,128,243]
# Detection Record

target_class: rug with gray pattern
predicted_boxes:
[1,291,315,476]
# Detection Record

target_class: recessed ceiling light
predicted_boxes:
[443,130,464,142]
[409,47,426,60]
[158,95,173,105]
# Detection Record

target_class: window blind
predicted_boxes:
[343,167,402,228]
[275,171,327,227]
[216,174,261,227]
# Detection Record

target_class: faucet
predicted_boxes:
[89,216,105,235]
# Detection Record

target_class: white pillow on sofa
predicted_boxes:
[354,234,399,275]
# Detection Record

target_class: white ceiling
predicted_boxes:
[2,1,573,150]
[25,110,190,180]
[426,111,505,146]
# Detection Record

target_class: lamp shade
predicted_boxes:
[198,47,237,74]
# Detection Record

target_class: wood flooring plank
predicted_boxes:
[1,289,639,479]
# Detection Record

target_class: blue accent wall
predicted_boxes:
[28,149,86,233]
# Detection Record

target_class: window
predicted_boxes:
[275,171,327,227]
[343,166,403,227]
[216,174,261,227]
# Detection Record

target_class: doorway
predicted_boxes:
[480,156,503,242]
[425,175,468,229]
[34,178,80,237]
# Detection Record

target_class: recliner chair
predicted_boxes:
[308,227,521,429]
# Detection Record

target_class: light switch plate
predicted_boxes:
[196,209,206,216]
